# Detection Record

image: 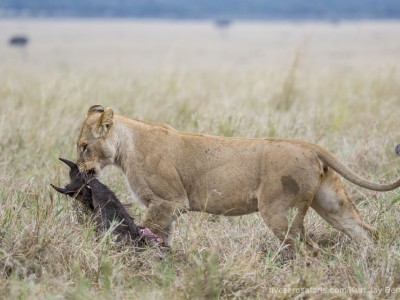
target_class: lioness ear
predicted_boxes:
[96,107,114,138]
[87,105,105,117]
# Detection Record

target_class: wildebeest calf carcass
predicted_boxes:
[51,158,163,248]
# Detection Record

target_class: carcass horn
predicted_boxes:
[59,157,78,171]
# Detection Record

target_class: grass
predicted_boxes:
[1,20,400,299]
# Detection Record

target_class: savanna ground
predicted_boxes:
[0,20,400,299]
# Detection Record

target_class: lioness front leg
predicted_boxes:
[141,199,183,247]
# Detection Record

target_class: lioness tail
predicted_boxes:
[315,146,400,192]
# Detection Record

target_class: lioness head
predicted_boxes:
[77,105,117,174]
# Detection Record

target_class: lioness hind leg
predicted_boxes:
[258,192,318,256]
[311,169,377,244]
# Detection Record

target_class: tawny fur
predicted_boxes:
[76,105,400,252]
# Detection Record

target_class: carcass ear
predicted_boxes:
[96,107,113,137]
[87,105,105,117]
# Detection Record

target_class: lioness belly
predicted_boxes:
[189,193,259,215]
[187,174,260,216]
[179,139,263,215]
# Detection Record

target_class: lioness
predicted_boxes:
[76,105,400,253]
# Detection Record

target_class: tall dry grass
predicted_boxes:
[0,20,400,299]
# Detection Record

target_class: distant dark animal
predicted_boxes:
[396,144,400,156]
[9,35,29,47]
[214,19,232,29]
[51,158,163,248]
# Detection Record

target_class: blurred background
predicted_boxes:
[2,0,400,74]
[2,0,400,19]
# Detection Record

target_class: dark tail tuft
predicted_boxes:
[395,144,400,156]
